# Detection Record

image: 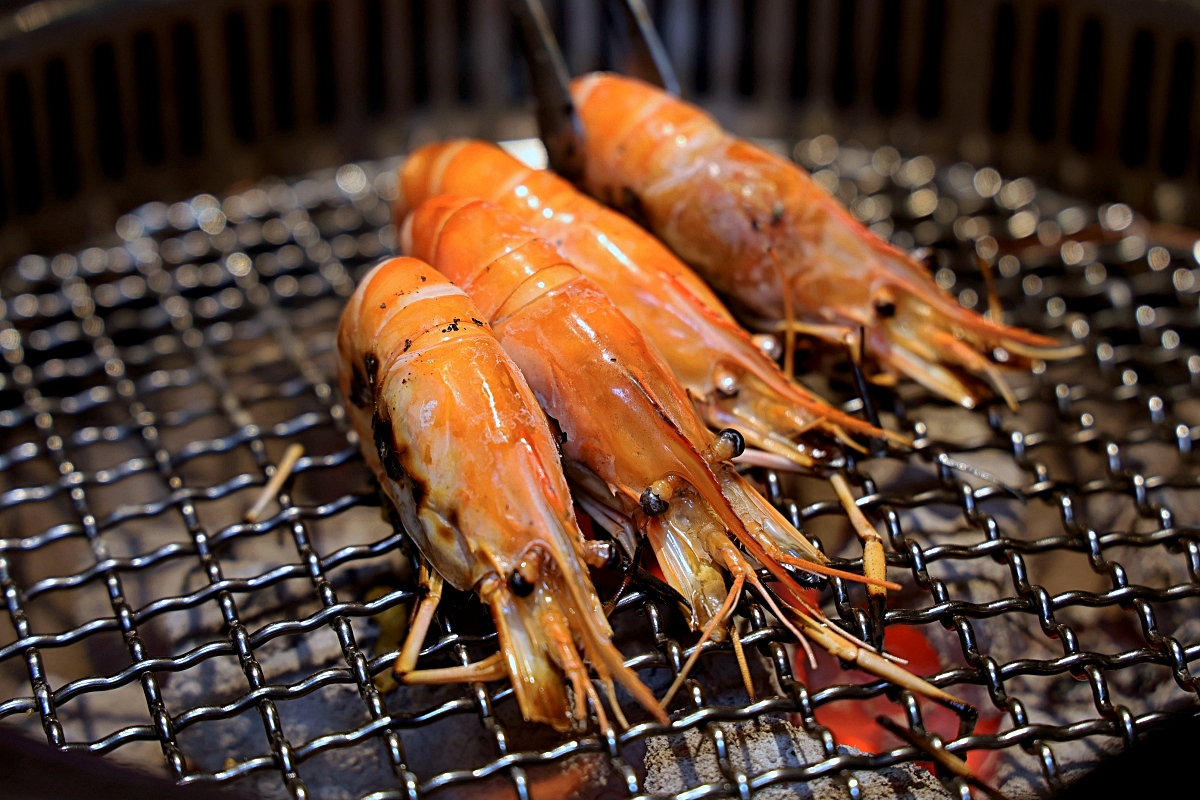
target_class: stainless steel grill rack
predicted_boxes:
[0,138,1197,800]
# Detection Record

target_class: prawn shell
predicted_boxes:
[338,256,581,591]
[406,197,829,633]
[569,72,1074,409]
[338,256,668,730]
[399,140,892,454]
[408,198,718,494]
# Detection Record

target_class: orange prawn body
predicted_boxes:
[570,72,1082,409]
[404,197,832,635]
[337,256,662,730]
[399,140,889,468]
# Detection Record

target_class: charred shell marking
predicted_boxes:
[349,353,378,408]
[372,413,407,481]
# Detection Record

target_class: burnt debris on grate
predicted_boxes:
[0,143,1197,800]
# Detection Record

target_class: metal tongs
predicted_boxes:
[509,0,680,181]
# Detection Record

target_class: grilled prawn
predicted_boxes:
[337,256,664,730]
[569,73,1083,410]
[403,198,964,711]
[398,140,899,470]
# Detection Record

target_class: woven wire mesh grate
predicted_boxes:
[0,139,1197,800]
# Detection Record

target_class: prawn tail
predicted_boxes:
[396,139,472,218]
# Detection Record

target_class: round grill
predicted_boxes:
[0,2,1198,799]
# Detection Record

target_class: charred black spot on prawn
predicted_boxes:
[349,352,379,408]
[349,363,373,408]
[372,413,407,481]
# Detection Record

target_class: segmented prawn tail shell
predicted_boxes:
[337,256,664,730]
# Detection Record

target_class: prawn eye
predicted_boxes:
[716,428,746,459]
[508,569,535,597]
[874,300,896,318]
[640,487,669,516]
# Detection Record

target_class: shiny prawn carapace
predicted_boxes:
[569,72,1083,411]
[404,198,957,710]
[336,255,664,730]
[398,140,903,470]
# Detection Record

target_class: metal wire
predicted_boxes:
[0,145,1197,800]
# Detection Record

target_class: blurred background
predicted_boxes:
[0,0,1199,268]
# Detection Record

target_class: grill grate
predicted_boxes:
[0,141,1198,800]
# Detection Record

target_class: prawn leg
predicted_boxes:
[751,318,858,350]
[399,654,509,685]
[388,560,507,689]
[660,572,745,708]
[729,620,756,702]
[660,536,778,709]
[829,473,889,600]
[796,614,970,713]
[393,581,508,684]
[390,562,509,684]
